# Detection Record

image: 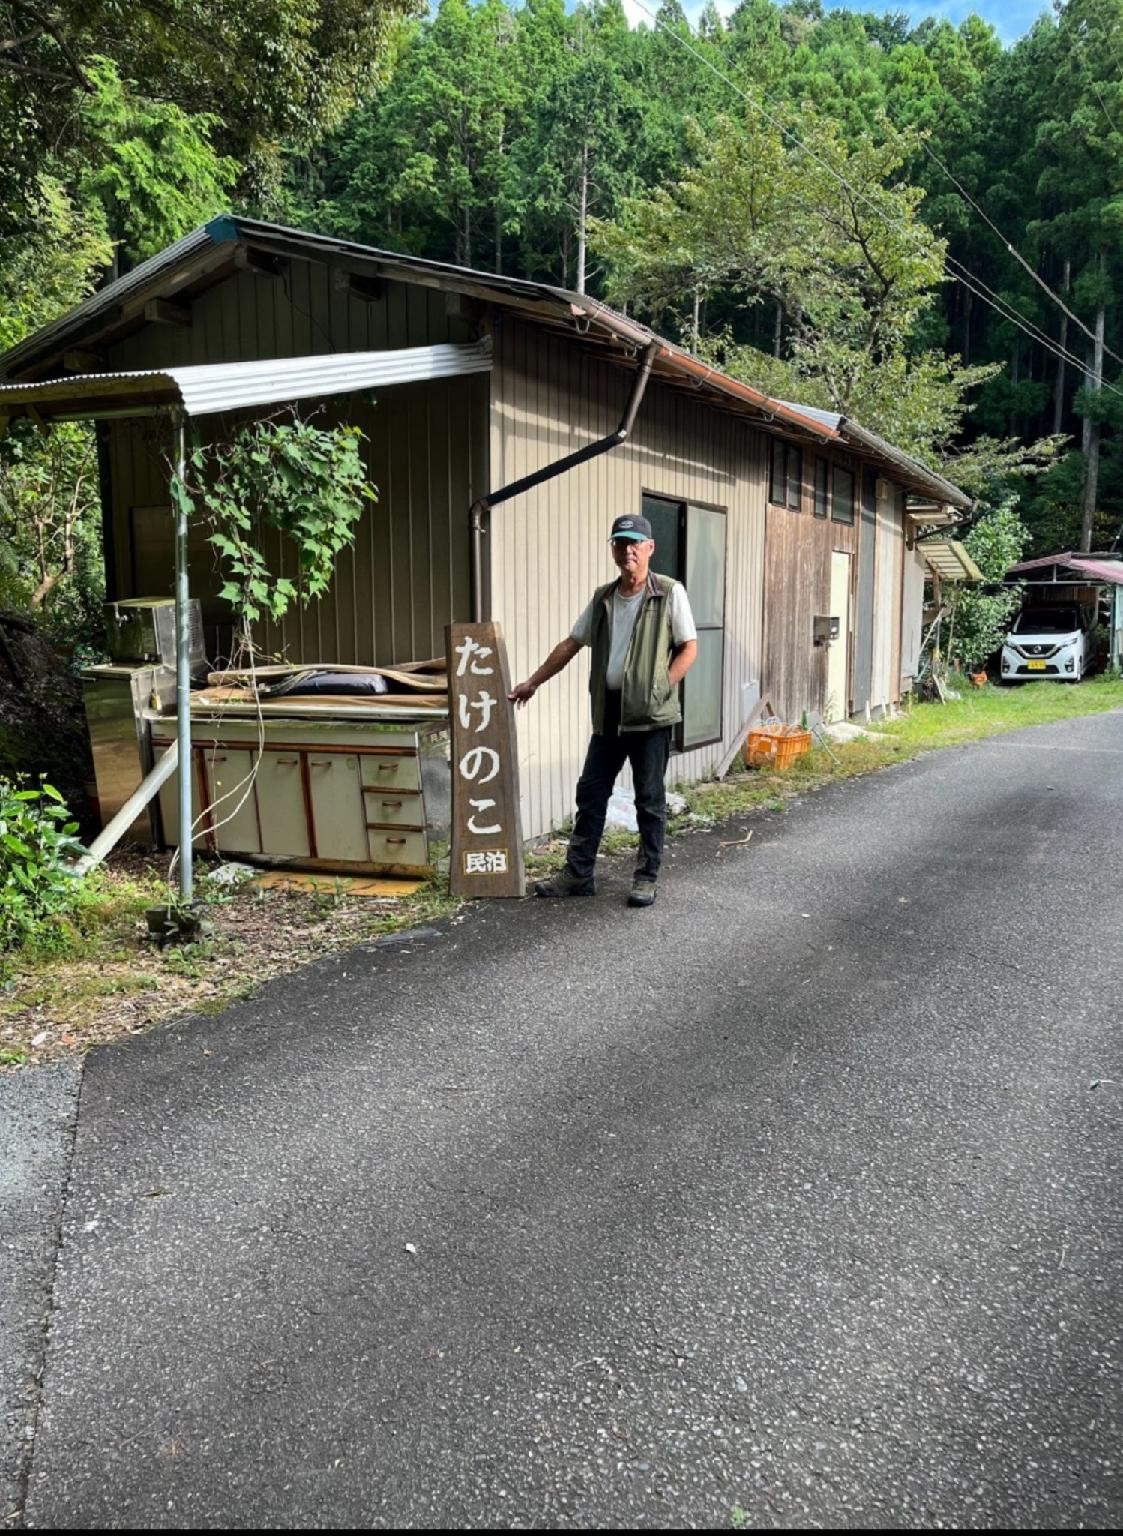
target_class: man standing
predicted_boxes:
[508,514,697,907]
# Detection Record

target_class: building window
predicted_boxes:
[770,440,803,511]
[814,458,830,519]
[641,494,727,751]
[831,465,855,525]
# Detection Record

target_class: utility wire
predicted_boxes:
[622,0,1123,407]
[922,140,1123,372]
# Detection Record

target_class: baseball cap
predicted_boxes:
[609,514,653,542]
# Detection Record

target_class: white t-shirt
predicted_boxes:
[570,581,697,690]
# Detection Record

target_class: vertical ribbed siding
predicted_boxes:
[107,267,484,667]
[489,319,766,842]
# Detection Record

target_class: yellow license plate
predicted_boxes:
[1027,659,1047,670]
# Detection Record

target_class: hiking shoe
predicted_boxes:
[534,869,596,898]
[627,876,657,908]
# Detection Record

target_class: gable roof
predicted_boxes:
[0,214,970,509]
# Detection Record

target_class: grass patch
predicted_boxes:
[0,852,463,1067]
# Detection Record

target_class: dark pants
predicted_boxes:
[566,690,673,883]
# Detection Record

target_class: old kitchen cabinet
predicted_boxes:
[151,715,450,874]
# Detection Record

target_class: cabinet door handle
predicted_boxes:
[380,800,403,809]
[310,760,333,770]
[375,762,396,773]
[385,836,407,845]
[275,757,299,766]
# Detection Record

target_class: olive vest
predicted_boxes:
[588,571,682,735]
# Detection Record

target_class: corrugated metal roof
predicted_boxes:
[1066,557,1123,584]
[776,400,841,430]
[775,401,972,510]
[0,340,493,421]
[922,539,983,582]
[1008,550,1123,584]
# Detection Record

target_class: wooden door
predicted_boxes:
[826,551,851,723]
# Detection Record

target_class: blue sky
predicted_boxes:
[665,1,1051,46]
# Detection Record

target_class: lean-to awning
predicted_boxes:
[0,338,493,425]
[922,539,983,583]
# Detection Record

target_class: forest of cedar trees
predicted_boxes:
[1,0,1121,654]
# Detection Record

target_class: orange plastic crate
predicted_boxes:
[744,724,812,771]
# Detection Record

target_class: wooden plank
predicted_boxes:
[447,620,526,898]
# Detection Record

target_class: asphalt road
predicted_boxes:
[7,710,1123,1528]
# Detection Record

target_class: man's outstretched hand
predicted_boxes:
[508,679,537,708]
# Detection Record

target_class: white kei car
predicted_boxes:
[1000,604,1097,683]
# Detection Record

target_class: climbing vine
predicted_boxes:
[171,415,377,624]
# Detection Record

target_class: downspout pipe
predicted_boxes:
[470,340,659,621]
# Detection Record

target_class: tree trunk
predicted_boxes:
[1080,288,1106,552]
[691,286,701,350]
[773,299,783,357]
[1053,256,1071,436]
[576,142,589,296]
[961,282,972,364]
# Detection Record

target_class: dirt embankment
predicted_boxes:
[0,615,94,831]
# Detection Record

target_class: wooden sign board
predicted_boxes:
[446,621,526,898]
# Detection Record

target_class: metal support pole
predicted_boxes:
[172,409,193,906]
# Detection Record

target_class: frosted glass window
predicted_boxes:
[685,505,726,626]
[683,504,726,749]
[683,629,723,748]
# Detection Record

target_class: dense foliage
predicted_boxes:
[176,417,377,624]
[0,777,84,956]
[275,0,1121,550]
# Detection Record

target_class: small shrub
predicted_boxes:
[0,777,84,955]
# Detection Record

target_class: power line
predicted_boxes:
[621,0,1123,407]
[921,140,1123,373]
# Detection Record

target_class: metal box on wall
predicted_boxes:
[105,597,205,675]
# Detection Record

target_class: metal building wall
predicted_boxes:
[870,478,905,714]
[105,263,488,666]
[488,317,768,842]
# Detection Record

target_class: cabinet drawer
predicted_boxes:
[359,752,420,792]
[363,789,424,828]
[367,828,428,868]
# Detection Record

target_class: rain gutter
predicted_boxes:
[570,301,841,444]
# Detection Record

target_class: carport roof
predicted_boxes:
[1008,551,1123,585]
